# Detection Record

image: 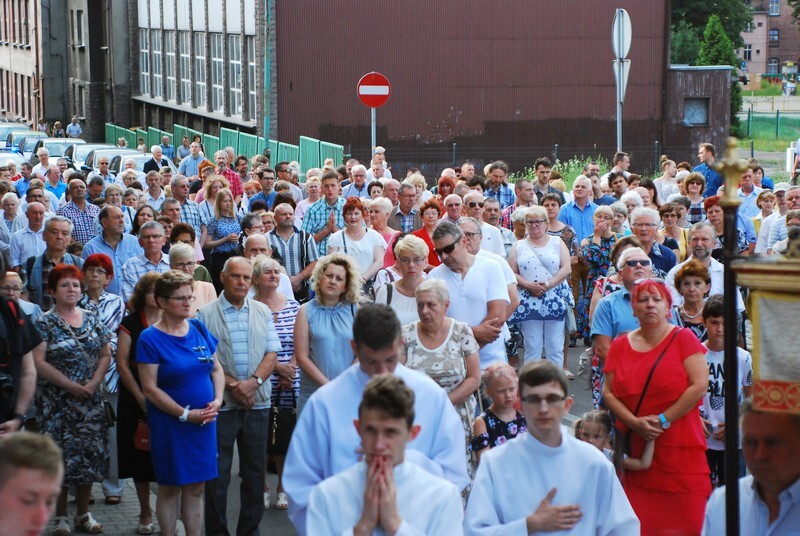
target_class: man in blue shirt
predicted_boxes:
[693,143,723,198]
[159,135,175,161]
[82,206,143,296]
[248,168,277,210]
[177,141,204,177]
[630,206,676,278]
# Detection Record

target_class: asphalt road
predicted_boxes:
[222,343,595,535]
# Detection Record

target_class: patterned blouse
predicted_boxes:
[207,215,243,254]
[469,408,528,452]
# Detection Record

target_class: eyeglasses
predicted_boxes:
[521,395,566,407]
[0,286,22,293]
[463,231,481,239]
[434,239,460,257]
[634,277,665,286]
[467,201,484,208]
[625,259,652,267]
[632,223,657,229]
[525,220,547,226]
[397,256,426,265]
[85,267,108,276]
[173,261,196,270]
[141,234,164,240]
[166,295,195,303]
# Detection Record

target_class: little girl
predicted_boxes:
[578,410,654,471]
[470,363,527,461]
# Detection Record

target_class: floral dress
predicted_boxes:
[591,276,623,408]
[35,308,113,485]
[580,235,617,338]
[469,409,527,451]
[403,320,479,480]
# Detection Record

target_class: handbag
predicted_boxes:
[268,389,297,456]
[612,328,681,472]
[134,418,151,451]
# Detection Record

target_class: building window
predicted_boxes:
[210,33,224,113]
[193,33,206,108]
[770,0,780,15]
[744,22,753,33]
[139,29,150,96]
[74,10,84,47]
[769,29,779,47]
[683,98,709,127]
[151,31,162,98]
[743,44,752,61]
[247,36,256,120]
[165,31,176,101]
[20,0,28,45]
[768,58,779,74]
[178,31,191,104]
[228,35,242,117]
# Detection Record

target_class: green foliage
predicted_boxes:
[671,21,700,65]
[747,79,783,97]
[697,15,743,135]
[510,155,613,190]
[788,0,800,25]
[672,0,752,48]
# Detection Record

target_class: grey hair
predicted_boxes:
[415,278,450,304]
[620,190,643,208]
[370,197,393,215]
[616,246,648,271]
[610,201,628,217]
[242,232,269,250]
[350,164,367,176]
[139,220,165,235]
[432,221,463,242]
[214,150,228,161]
[524,205,549,222]
[398,182,416,195]
[169,242,195,264]
[629,207,659,226]
[251,255,281,284]
[688,222,715,241]
[170,174,188,190]
[1,192,18,204]
[459,217,483,234]
[150,145,161,153]
[222,255,251,273]
[511,206,532,224]
[45,215,74,234]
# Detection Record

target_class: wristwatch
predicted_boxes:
[13,413,25,423]
[179,406,190,422]
[251,374,264,386]
[658,413,671,430]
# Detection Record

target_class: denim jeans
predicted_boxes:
[205,408,269,536]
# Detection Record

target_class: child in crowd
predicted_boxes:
[577,410,655,471]
[700,295,753,487]
[470,363,527,461]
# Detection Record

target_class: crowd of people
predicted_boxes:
[0,141,798,535]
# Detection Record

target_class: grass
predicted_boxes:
[737,113,800,152]
[745,79,783,97]
[510,155,613,190]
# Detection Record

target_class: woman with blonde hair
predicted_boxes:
[374,235,429,324]
[204,188,242,292]
[654,156,679,201]
[294,253,362,412]
[408,172,432,203]
[197,175,230,222]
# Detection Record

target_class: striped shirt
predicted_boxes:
[269,227,320,277]
[78,292,125,392]
[270,299,300,408]
[301,197,345,255]
[179,199,207,233]
[56,201,101,245]
[121,253,171,302]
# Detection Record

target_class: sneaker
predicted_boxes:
[568,336,577,348]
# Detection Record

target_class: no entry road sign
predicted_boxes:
[357,72,391,108]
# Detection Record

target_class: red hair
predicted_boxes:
[703,195,721,212]
[342,196,364,215]
[419,198,442,215]
[631,279,673,311]
[83,253,114,278]
[437,176,456,192]
[47,264,83,292]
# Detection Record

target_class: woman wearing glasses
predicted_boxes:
[374,235,429,325]
[602,279,709,535]
[168,243,216,316]
[508,206,572,366]
[137,270,224,536]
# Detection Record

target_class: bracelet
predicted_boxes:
[179,405,190,422]
[13,413,25,423]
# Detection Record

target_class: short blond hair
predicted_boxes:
[311,253,363,304]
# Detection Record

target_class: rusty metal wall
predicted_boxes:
[276,0,668,169]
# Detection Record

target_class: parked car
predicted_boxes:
[6,130,47,153]
[0,124,31,148]
[0,149,29,169]
[82,148,139,173]
[29,138,86,166]
[109,152,178,176]
[17,136,49,161]
[64,143,114,169]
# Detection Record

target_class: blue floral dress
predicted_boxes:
[35,308,113,485]
[580,235,617,338]
[469,409,527,452]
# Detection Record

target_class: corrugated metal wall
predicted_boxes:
[276,0,668,170]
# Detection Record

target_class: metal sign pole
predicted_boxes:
[371,107,377,159]
[616,9,623,153]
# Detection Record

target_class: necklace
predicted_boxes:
[681,304,702,319]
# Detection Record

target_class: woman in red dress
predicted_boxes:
[603,279,710,535]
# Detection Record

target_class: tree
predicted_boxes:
[671,20,700,65]
[698,15,743,134]
[788,0,800,26]
[672,0,752,48]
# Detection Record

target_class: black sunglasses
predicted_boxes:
[434,238,460,257]
[467,201,485,208]
[625,259,652,267]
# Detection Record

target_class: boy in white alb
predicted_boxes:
[307,374,463,536]
[700,296,753,487]
[465,361,639,535]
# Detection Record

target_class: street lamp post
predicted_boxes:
[711,137,750,536]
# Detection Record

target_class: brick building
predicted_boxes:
[739,0,800,76]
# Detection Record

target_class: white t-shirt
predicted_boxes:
[701,346,753,451]
[430,255,509,369]
[374,283,419,326]
[480,222,507,257]
[327,228,386,276]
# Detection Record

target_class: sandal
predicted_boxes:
[136,523,155,535]
[564,369,576,380]
[263,491,270,510]
[276,492,289,510]
[74,512,103,534]
[104,496,121,505]
[53,516,71,536]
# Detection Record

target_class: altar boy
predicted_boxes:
[307,374,463,535]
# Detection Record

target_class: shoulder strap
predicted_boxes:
[386,283,393,305]
[633,328,682,416]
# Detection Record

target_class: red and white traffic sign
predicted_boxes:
[357,72,391,108]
